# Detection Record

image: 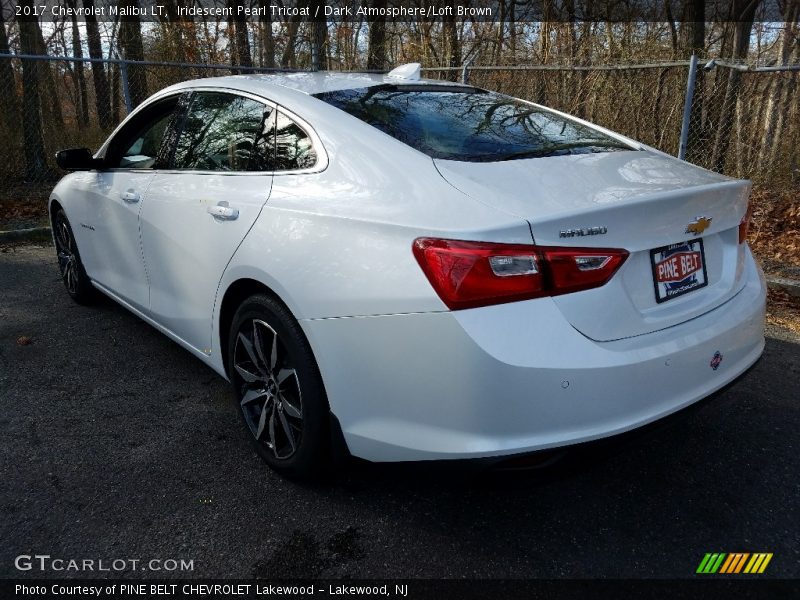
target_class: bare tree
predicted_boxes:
[65,0,89,127]
[309,1,327,71]
[757,9,798,172]
[367,0,388,71]
[444,0,460,80]
[710,0,761,173]
[259,0,275,68]
[84,0,112,129]
[118,0,148,109]
[681,0,706,56]
[679,0,706,163]
[31,12,64,129]
[17,0,49,180]
[232,0,253,67]
[0,11,21,138]
[281,14,303,68]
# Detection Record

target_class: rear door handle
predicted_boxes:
[207,202,239,221]
[121,190,140,203]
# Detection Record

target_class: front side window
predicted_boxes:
[314,85,632,162]
[172,92,273,171]
[107,97,178,169]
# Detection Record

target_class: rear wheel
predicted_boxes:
[53,209,95,304]
[228,294,329,479]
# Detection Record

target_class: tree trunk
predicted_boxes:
[111,62,121,125]
[680,1,706,164]
[367,0,388,71]
[32,14,64,129]
[280,14,302,68]
[0,12,21,138]
[508,0,516,60]
[66,0,89,127]
[84,0,111,130]
[118,0,148,109]
[308,0,327,71]
[233,0,253,67]
[757,10,798,173]
[710,0,760,173]
[493,0,505,64]
[259,0,275,68]
[17,0,49,180]
[680,0,705,56]
[444,1,459,81]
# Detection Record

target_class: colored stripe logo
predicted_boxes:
[697,553,773,574]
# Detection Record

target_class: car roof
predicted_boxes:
[158,71,470,100]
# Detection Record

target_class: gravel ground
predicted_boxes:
[1,244,798,580]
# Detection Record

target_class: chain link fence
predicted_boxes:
[1,54,798,213]
[683,63,799,183]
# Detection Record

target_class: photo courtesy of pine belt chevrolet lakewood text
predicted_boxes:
[50,63,766,478]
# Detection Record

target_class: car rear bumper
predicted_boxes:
[301,250,766,462]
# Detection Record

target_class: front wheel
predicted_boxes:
[53,209,95,304]
[228,294,330,479]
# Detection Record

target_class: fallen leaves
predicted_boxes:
[766,288,800,335]
[0,195,49,231]
[749,186,800,272]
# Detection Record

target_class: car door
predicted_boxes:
[139,90,275,354]
[75,95,180,312]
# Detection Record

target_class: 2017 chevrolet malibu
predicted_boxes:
[51,63,765,478]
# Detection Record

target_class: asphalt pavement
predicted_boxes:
[1,244,798,579]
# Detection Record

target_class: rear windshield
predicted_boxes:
[313,85,632,162]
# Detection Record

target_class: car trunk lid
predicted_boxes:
[434,151,752,341]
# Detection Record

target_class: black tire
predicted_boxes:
[53,209,96,304]
[227,294,330,479]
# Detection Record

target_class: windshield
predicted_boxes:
[314,85,632,162]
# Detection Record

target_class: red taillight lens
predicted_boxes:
[544,247,629,295]
[413,238,628,310]
[738,203,753,244]
[412,238,545,310]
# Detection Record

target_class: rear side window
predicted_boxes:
[314,86,632,162]
[172,92,273,171]
[270,110,317,171]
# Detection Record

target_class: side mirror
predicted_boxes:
[55,148,104,171]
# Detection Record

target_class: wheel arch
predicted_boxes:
[48,197,65,226]
[217,277,295,378]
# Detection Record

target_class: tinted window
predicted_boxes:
[108,97,178,168]
[314,86,631,162]
[173,92,273,171]
[272,111,317,171]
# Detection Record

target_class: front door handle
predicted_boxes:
[121,190,140,203]
[207,202,239,221]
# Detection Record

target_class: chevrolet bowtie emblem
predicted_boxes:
[686,216,712,236]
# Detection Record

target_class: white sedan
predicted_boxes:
[50,63,766,478]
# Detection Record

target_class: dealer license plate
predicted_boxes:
[650,239,708,303]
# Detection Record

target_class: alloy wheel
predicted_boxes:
[233,319,303,460]
[55,216,79,294]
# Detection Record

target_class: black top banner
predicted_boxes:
[2,0,794,23]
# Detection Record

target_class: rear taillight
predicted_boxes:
[738,203,753,244]
[412,238,628,310]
